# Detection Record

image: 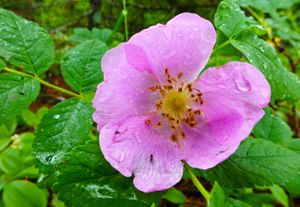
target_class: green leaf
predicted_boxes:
[0,74,40,125]
[214,0,300,102]
[33,98,93,173]
[0,133,38,179]
[0,119,17,138]
[201,138,300,195]
[163,188,186,204]
[208,182,226,207]
[70,28,112,43]
[238,0,300,13]
[53,141,162,207]
[214,0,264,38]
[239,192,275,207]
[22,109,39,127]
[61,40,108,93]
[283,139,300,155]
[227,198,251,207]
[208,182,251,207]
[0,147,22,175]
[0,137,11,152]
[0,8,55,75]
[270,185,289,207]
[3,180,47,207]
[0,58,5,70]
[253,108,292,142]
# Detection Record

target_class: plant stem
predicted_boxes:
[3,67,82,98]
[3,67,32,77]
[122,0,128,40]
[107,11,124,44]
[213,38,231,52]
[186,164,210,201]
[35,76,82,98]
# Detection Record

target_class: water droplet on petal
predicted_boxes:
[235,77,251,92]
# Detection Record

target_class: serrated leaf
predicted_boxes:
[53,141,162,207]
[0,8,55,75]
[253,108,292,142]
[214,0,300,102]
[0,74,40,125]
[70,28,112,43]
[201,138,300,195]
[214,0,264,38]
[33,98,93,173]
[61,40,108,93]
[3,180,47,207]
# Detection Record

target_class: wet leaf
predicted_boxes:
[61,40,108,93]
[0,9,55,75]
[201,138,300,195]
[0,74,40,125]
[33,98,93,173]
[53,141,163,207]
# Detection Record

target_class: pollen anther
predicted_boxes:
[149,69,204,142]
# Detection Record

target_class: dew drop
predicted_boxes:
[45,155,53,162]
[235,77,251,92]
[53,114,60,119]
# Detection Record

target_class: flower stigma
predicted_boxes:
[148,69,204,142]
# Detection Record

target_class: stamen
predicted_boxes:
[170,134,178,142]
[148,69,204,142]
[156,121,162,128]
[145,119,152,125]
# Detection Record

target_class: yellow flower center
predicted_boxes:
[162,89,189,118]
[147,69,204,143]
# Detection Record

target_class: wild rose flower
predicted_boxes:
[93,13,270,192]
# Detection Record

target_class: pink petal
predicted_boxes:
[129,12,216,83]
[182,61,270,169]
[93,43,159,129]
[100,116,183,192]
[197,61,271,107]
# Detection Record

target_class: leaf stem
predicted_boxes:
[122,0,128,40]
[3,67,82,98]
[186,164,210,201]
[213,38,232,52]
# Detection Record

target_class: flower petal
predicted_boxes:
[93,43,159,129]
[129,12,216,83]
[197,61,271,107]
[100,116,183,192]
[182,61,270,169]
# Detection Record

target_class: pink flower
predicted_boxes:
[92,13,270,192]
